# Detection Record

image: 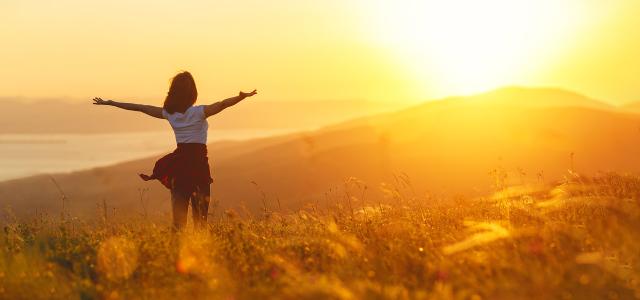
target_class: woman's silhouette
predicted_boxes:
[93,71,256,230]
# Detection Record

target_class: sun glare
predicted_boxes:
[368,0,588,96]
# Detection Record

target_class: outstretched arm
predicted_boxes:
[92,97,164,119]
[204,90,257,118]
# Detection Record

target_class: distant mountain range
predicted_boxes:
[0,98,400,133]
[622,101,640,113]
[2,87,640,219]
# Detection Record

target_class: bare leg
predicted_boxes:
[171,190,189,230]
[191,191,210,229]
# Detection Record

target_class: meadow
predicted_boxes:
[1,171,639,299]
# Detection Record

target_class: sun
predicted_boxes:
[367,0,587,96]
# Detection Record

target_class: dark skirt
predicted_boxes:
[139,143,213,198]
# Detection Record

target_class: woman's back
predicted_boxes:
[93,70,256,230]
[163,105,208,144]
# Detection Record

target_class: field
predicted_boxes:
[1,172,639,300]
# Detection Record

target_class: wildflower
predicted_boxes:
[528,236,545,255]
[435,270,449,282]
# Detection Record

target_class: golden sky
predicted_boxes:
[0,0,638,105]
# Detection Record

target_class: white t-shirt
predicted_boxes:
[162,105,209,144]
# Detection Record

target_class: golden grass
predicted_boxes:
[1,172,640,299]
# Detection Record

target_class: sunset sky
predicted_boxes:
[1,0,639,105]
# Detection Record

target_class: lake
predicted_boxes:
[0,129,296,182]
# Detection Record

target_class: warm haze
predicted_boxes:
[1,0,640,104]
[2,1,640,299]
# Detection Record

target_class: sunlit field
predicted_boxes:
[2,172,639,299]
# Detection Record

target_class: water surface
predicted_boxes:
[0,129,294,181]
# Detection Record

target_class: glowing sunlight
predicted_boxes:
[368,0,590,95]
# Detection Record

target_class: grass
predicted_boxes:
[1,172,640,299]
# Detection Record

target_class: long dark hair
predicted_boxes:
[163,71,198,114]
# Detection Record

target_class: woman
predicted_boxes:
[92,71,257,229]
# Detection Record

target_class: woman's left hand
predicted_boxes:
[239,90,257,99]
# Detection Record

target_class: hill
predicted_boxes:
[622,101,640,114]
[467,86,612,109]
[1,87,639,218]
[0,98,399,134]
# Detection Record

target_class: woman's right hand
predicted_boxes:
[92,97,112,105]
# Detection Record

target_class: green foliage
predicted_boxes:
[1,173,639,299]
